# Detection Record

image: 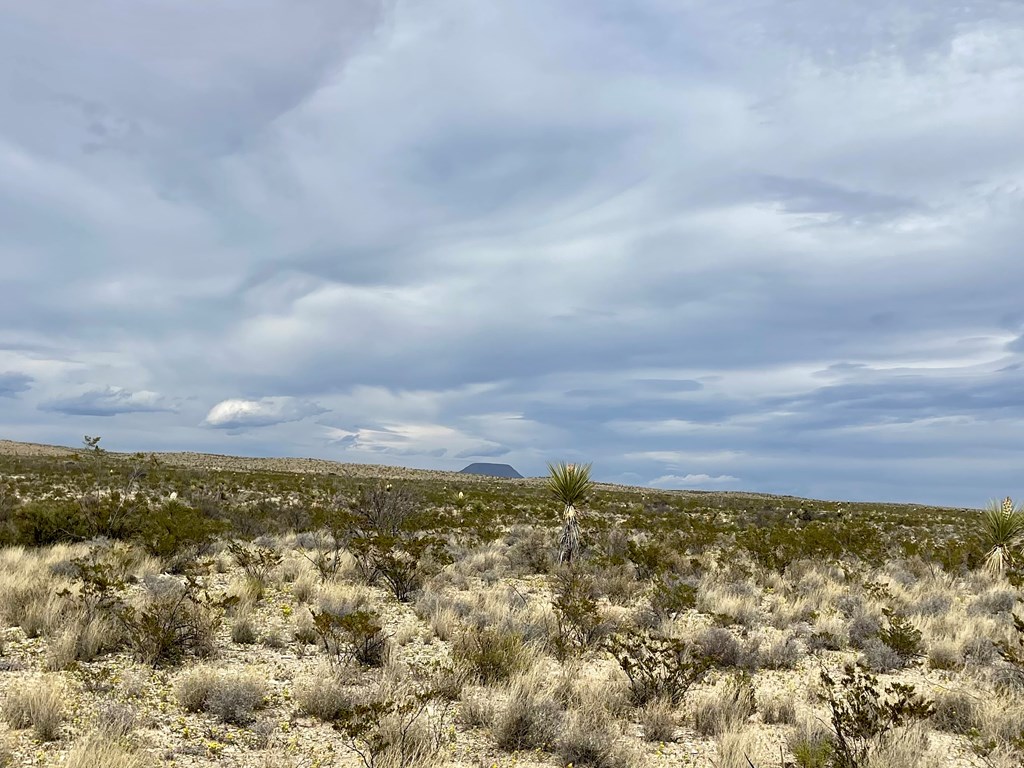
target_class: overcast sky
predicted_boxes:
[2,1,1023,506]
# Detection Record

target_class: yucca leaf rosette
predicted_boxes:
[546,462,593,565]
[983,496,1024,575]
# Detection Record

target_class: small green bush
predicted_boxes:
[451,625,530,684]
[603,629,711,707]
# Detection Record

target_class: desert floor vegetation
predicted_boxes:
[0,439,1022,766]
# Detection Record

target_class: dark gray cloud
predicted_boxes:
[1,0,1023,506]
[0,372,32,397]
[40,387,175,417]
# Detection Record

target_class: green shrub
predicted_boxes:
[650,577,697,620]
[551,568,606,658]
[137,501,224,568]
[310,608,390,668]
[877,610,924,665]
[603,629,711,707]
[451,625,530,685]
[820,664,934,768]
[117,577,226,666]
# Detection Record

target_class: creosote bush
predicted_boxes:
[604,628,711,706]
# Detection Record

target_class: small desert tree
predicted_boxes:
[546,462,593,566]
[983,496,1024,575]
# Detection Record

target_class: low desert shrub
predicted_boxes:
[175,666,267,725]
[1,674,66,741]
[550,567,607,657]
[820,664,934,768]
[604,628,711,706]
[332,684,451,768]
[310,607,391,668]
[877,611,924,665]
[650,576,697,620]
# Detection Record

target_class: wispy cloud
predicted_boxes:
[40,386,175,416]
[2,0,1023,504]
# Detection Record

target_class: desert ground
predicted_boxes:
[0,439,1021,768]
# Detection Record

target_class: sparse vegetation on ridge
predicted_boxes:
[0,438,1021,766]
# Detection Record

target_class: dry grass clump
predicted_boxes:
[638,697,676,742]
[695,626,743,668]
[926,638,964,671]
[715,727,763,768]
[64,731,152,768]
[175,665,267,724]
[458,685,496,727]
[493,667,562,751]
[45,613,120,670]
[697,580,762,627]
[294,666,362,722]
[94,701,138,739]
[451,625,534,685]
[1,674,66,741]
[865,725,933,768]
[231,610,258,645]
[692,673,755,736]
[0,727,13,767]
[757,683,798,725]
[930,689,979,734]
[788,718,834,768]
[557,705,636,768]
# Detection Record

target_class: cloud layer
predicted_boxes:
[1,0,1023,505]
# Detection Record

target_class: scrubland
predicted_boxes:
[0,440,1021,768]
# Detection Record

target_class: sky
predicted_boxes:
[1,1,1023,506]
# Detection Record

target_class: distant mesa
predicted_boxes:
[459,462,523,479]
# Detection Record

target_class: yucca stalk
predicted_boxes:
[546,462,593,565]
[983,496,1024,575]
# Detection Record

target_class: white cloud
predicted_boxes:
[203,397,324,429]
[649,473,740,488]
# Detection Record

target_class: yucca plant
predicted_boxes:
[982,496,1024,575]
[546,462,593,565]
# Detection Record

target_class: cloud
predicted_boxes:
[324,422,506,459]
[649,474,741,488]
[40,386,175,416]
[2,0,1024,504]
[0,372,32,397]
[203,397,325,429]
